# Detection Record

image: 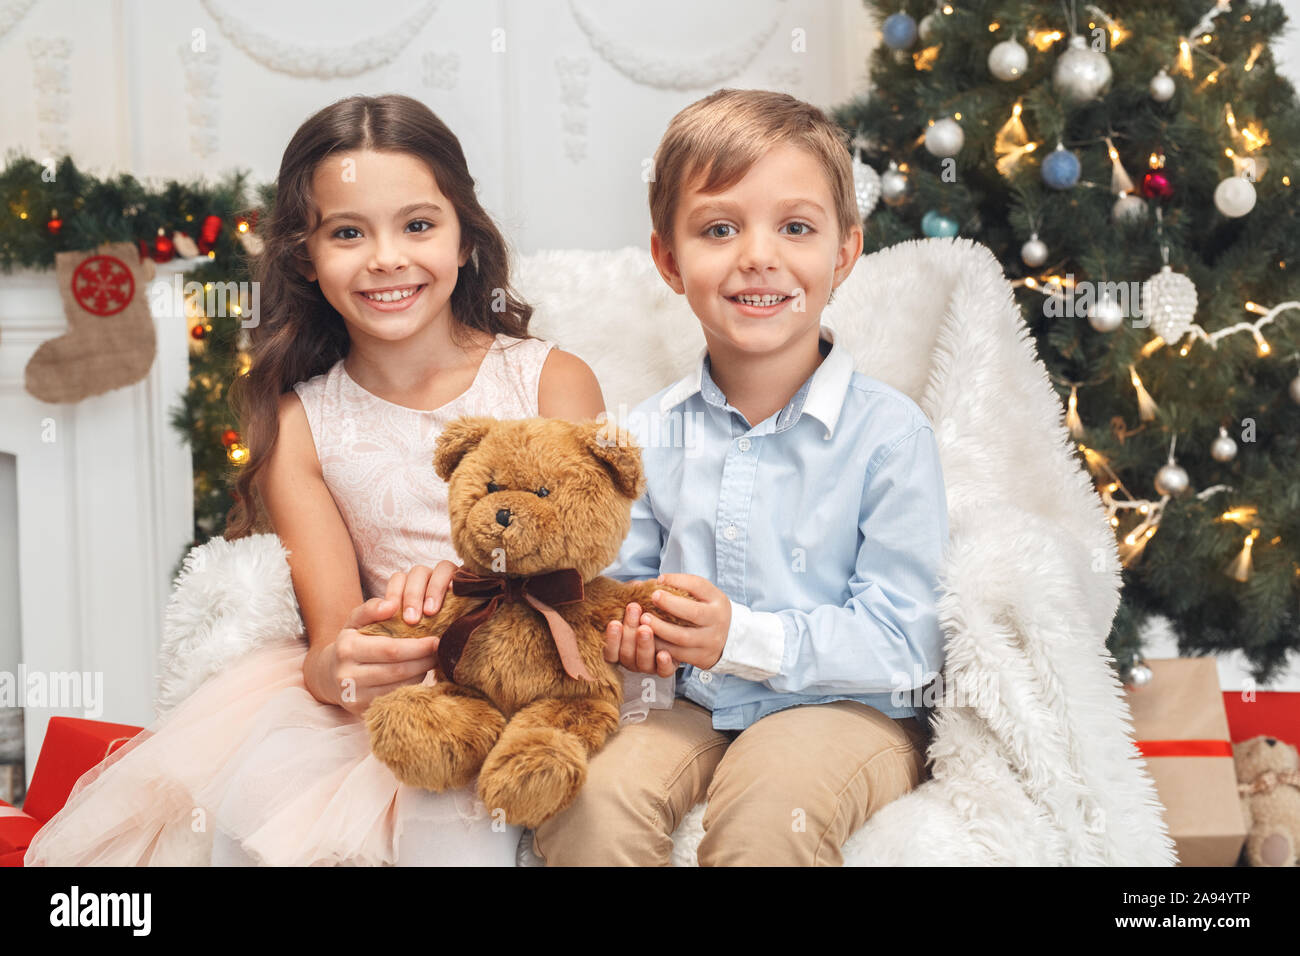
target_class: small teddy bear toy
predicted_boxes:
[360,416,686,828]
[1232,735,1300,867]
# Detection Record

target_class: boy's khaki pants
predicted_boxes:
[532,698,930,866]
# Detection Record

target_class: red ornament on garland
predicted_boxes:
[198,214,222,254]
[47,217,62,235]
[221,428,239,447]
[150,232,175,263]
[191,324,208,341]
[1141,171,1174,199]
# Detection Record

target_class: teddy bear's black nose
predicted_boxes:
[496,508,512,527]
[1266,738,1276,746]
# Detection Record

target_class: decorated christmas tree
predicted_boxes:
[834,0,1300,683]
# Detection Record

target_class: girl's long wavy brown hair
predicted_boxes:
[225,94,533,540]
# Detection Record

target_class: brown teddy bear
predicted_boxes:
[1233,735,1300,867]
[359,416,687,828]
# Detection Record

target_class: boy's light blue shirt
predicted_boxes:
[606,324,949,731]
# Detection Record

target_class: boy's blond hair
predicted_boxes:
[649,88,857,247]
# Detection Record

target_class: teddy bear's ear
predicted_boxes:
[579,421,646,500]
[434,416,495,481]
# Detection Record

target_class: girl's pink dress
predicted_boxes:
[24,334,556,866]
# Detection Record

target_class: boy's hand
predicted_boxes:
[640,573,731,671]
[604,600,677,677]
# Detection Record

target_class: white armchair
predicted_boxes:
[159,237,1176,866]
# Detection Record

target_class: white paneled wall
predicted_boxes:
[0,0,876,254]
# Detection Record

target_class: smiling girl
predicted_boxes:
[25,94,604,867]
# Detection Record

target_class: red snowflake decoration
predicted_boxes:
[72,254,135,316]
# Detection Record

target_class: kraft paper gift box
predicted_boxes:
[1125,657,1247,867]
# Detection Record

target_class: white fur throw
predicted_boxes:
[158,237,1175,866]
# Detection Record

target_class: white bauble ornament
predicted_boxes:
[1214,176,1257,218]
[1289,374,1300,405]
[924,117,964,158]
[1154,462,1190,496]
[1088,293,1125,333]
[1021,233,1048,267]
[988,38,1028,81]
[1112,193,1147,223]
[852,156,882,219]
[1149,69,1176,102]
[1142,265,1198,343]
[1126,661,1153,689]
[919,13,936,41]
[881,162,910,206]
[1053,35,1112,104]
[1211,427,1238,462]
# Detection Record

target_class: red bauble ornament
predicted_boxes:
[47,217,62,235]
[198,214,222,254]
[221,428,239,447]
[1141,171,1173,199]
[150,233,174,263]
[191,324,208,341]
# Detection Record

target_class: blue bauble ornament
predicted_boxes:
[1041,146,1081,190]
[921,209,959,237]
[882,13,918,50]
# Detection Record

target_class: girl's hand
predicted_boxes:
[310,596,440,718]
[384,560,459,625]
[604,600,677,677]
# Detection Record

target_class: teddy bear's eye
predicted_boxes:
[536,487,550,498]
[486,481,502,493]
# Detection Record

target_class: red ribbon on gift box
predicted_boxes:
[1133,739,1233,757]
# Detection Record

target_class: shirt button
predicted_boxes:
[698,671,714,684]
[737,437,751,452]
[723,524,738,541]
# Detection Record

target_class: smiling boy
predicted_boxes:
[533,89,950,866]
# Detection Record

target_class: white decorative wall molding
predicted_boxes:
[177,43,221,160]
[0,261,194,785]
[568,0,785,90]
[555,56,590,164]
[198,0,440,79]
[27,36,71,161]
[0,0,36,42]
[421,51,460,91]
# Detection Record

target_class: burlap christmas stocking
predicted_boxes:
[24,241,158,404]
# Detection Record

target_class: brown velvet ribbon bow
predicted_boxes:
[438,566,593,683]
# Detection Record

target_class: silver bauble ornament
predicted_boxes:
[924,117,964,158]
[1020,233,1048,267]
[1053,35,1112,104]
[1211,426,1238,462]
[1142,265,1198,343]
[852,156,881,219]
[988,38,1028,81]
[1154,462,1190,497]
[1214,175,1257,218]
[1112,193,1147,223]
[1087,293,1125,333]
[919,12,937,42]
[1289,374,1300,405]
[1149,69,1176,102]
[1126,661,1153,689]
[881,163,910,206]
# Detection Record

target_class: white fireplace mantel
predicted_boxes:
[0,258,194,786]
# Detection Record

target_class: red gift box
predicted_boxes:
[1,716,144,865]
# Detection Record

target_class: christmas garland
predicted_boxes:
[1,153,270,558]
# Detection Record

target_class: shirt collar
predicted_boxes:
[658,323,854,439]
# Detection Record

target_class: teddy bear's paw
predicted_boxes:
[1254,828,1296,867]
[477,727,587,828]
[365,685,505,791]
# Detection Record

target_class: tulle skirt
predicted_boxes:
[22,637,523,866]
